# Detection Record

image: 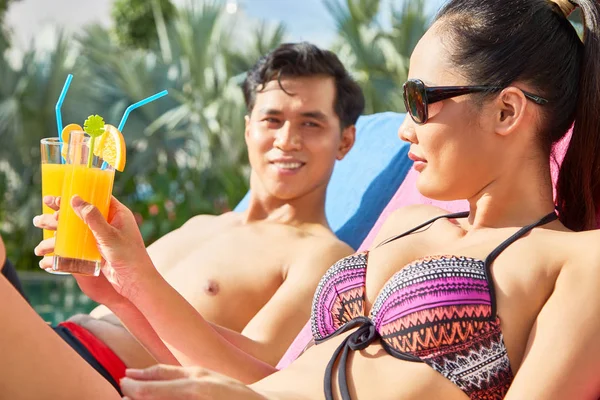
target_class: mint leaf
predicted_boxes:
[84,115,106,138]
[83,115,106,167]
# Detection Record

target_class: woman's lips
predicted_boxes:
[408,151,426,163]
[408,152,427,171]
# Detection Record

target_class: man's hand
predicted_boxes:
[121,364,269,400]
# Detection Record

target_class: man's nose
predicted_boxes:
[274,122,302,151]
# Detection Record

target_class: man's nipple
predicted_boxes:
[204,279,220,296]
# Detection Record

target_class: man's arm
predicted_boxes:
[227,241,352,366]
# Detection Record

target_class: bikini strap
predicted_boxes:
[375,211,470,249]
[485,211,559,318]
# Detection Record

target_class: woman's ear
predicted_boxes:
[493,87,529,137]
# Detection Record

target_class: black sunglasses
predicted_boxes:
[402,79,549,125]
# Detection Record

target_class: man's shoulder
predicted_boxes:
[180,211,241,231]
[149,212,240,253]
[285,231,353,280]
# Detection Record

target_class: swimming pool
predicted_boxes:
[19,272,98,325]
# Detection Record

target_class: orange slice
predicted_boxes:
[60,123,83,161]
[93,124,126,171]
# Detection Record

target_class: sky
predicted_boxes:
[5,0,448,51]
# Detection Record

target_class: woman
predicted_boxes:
[0,232,28,301]
[2,0,600,398]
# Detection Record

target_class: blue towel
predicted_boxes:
[235,112,412,249]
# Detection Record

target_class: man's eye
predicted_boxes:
[303,121,320,128]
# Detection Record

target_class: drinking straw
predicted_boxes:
[55,74,73,137]
[100,90,169,169]
[117,90,169,132]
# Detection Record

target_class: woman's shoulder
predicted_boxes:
[534,228,600,278]
[565,229,600,268]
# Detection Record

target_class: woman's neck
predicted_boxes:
[466,161,556,230]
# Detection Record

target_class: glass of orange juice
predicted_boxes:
[40,138,67,240]
[40,138,70,274]
[53,131,115,276]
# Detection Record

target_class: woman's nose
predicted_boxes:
[398,115,417,144]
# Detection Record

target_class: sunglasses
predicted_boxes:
[402,79,549,125]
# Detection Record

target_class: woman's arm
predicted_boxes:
[73,195,277,383]
[123,268,277,383]
[106,298,180,365]
[505,250,600,399]
[34,212,179,366]
[0,274,121,399]
[121,364,274,400]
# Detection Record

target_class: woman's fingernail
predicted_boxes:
[125,368,142,375]
[71,195,83,208]
[33,216,40,226]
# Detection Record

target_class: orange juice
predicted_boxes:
[54,164,114,275]
[41,163,68,241]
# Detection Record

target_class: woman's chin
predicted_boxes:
[416,175,461,202]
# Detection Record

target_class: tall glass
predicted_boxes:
[40,138,69,274]
[53,131,115,276]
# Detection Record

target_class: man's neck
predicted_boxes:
[241,188,330,232]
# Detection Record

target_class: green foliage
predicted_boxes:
[0,30,96,270]
[0,0,431,272]
[325,0,430,114]
[569,8,584,39]
[0,0,289,271]
[0,0,20,50]
[112,0,176,50]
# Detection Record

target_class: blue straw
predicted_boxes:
[118,90,169,132]
[101,90,169,170]
[55,74,73,137]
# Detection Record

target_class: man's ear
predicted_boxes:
[244,115,251,144]
[337,125,356,160]
[493,87,529,137]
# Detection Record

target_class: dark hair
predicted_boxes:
[242,42,365,130]
[435,0,600,231]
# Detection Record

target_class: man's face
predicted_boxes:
[245,75,355,202]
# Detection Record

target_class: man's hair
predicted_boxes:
[242,42,365,129]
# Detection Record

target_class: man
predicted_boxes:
[34,42,365,388]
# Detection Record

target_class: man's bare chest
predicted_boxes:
[159,225,301,328]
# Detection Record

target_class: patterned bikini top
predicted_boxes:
[311,211,558,400]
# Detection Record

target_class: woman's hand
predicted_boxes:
[34,195,61,231]
[68,195,159,302]
[33,198,126,307]
[33,196,60,272]
[121,365,269,400]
